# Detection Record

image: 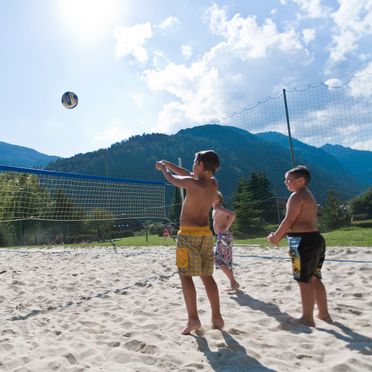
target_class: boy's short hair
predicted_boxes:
[287,165,311,184]
[195,150,220,174]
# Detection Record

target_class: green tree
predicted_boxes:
[319,190,351,231]
[232,179,263,238]
[247,172,278,223]
[48,189,85,243]
[0,173,53,245]
[349,187,372,220]
[83,208,114,241]
[168,187,182,223]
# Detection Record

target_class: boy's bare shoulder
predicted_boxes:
[289,189,305,202]
[290,188,313,203]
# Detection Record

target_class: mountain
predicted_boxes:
[45,125,297,201]
[0,141,60,168]
[321,144,372,188]
[45,125,370,203]
[256,131,363,199]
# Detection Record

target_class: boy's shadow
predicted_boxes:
[192,330,275,371]
[230,290,312,334]
[317,321,372,355]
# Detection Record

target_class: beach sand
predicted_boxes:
[0,245,371,371]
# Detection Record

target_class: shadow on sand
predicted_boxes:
[230,290,312,334]
[318,321,372,355]
[192,329,275,372]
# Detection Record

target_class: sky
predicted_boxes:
[1,0,372,157]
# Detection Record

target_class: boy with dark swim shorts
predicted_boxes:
[267,165,332,327]
[155,150,224,335]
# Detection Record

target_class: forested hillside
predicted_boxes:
[45,124,369,203]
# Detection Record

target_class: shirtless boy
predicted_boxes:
[212,191,239,290]
[155,150,224,334]
[267,165,332,327]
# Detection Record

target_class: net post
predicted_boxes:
[274,191,281,224]
[282,89,296,167]
[145,220,149,242]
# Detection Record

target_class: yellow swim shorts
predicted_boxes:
[176,226,214,276]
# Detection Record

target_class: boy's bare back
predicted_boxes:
[155,150,220,228]
[180,176,218,226]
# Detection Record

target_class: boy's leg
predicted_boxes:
[200,275,224,329]
[220,265,240,289]
[298,280,316,327]
[179,274,201,334]
[313,277,332,322]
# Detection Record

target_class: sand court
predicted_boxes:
[0,245,371,371]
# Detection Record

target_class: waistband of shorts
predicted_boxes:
[287,231,320,237]
[178,226,212,236]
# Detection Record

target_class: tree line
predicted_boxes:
[1,171,371,246]
[168,172,372,238]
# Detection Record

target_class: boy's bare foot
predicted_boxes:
[212,317,225,330]
[181,319,202,335]
[231,281,240,290]
[292,317,315,327]
[317,313,333,323]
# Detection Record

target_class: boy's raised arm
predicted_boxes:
[155,161,193,188]
[157,160,191,176]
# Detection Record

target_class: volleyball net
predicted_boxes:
[0,165,168,245]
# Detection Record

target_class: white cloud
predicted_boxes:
[133,92,145,106]
[328,0,372,64]
[348,138,372,151]
[114,23,152,63]
[324,78,343,88]
[349,62,372,98]
[158,16,180,30]
[143,61,225,132]
[206,4,304,59]
[328,30,358,64]
[287,94,372,150]
[292,0,331,18]
[92,118,133,146]
[151,49,169,68]
[181,44,193,59]
[302,28,316,44]
[140,3,312,133]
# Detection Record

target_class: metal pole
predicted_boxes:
[145,221,148,243]
[275,192,281,224]
[283,89,296,167]
[177,157,185,203]
[105,149,109,177]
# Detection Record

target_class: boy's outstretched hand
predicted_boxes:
[155,161,165,171]
[267,232,280,247]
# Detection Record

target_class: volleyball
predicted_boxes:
[61,91,78,109]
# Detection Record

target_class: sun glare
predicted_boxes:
[58,0,124,42]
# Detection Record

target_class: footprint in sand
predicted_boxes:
[64,353,78,365]
[123,339,158,354]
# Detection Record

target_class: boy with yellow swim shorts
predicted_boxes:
[155,150,224,335]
